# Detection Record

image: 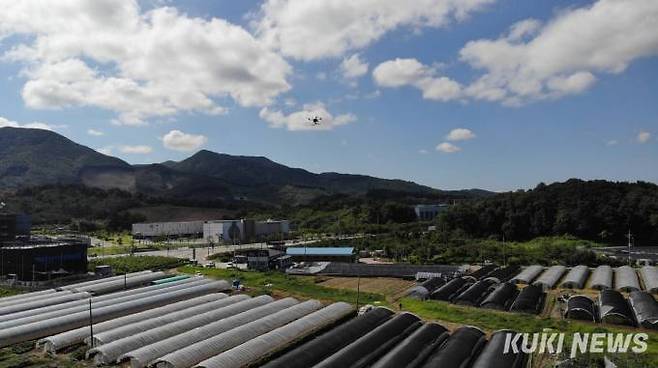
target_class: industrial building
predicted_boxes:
[204,219,289,243]
[132,218,289,242]
[0,213,31,241]
[1,213,89,281]
[132,221,204,239]
[286,247,355,263]
[413,204,449,221]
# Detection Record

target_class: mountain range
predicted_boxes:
[0,127,484,205]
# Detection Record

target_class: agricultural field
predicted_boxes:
[180,266,388,307]
[317,276,415,302]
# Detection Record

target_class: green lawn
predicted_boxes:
[0,287,22,298]
[179,266,387,307]
[88,256,186,273]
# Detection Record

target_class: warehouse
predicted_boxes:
[287,247,355,263]
[0,237,89,281]
[203,219,290,243]
[132,221,204,239]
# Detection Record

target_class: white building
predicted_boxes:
[132,221,204,238]
[203,219,290,243]
[203,220,245,243]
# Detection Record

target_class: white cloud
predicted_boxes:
[253,0,495,60]
[446,128,476,141]
[162,129,208,152]
[340,54,369,79]
[96,146,113,156]
[373,58,461,101]
[118,145,152,154]
[606,139,618,146]
[418,149,429,155]
[459,0,658,105]
[0,116,56,130]
[436,142,460,153]
[259,102,356,131]
[0,1,291,125]
[87,128,104,136]
[637,131,651,144]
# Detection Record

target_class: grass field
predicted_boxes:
[179,266,388,307]
[88,256,186,273]
[0,286,22,298]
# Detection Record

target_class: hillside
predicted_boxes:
[0,127,129,188]
[0,128,454,205]
[163,150,441,203]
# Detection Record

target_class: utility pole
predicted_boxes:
[627,229,633,267]
[502,234,507,267]
[356,274,361,311]
[124,273,127,290]
[88,298,94,347]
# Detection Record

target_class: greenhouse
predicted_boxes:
[312,313,422,368]
[430,277,471,301]
[509,285,544,314]
[599,289,636,327]
[532,265,567,291]
[615,266,641,292]
[453,279,498,306]
[510,265,544,285]
[470,330,527,368]
[369,323,449,368]
[565,295,597,322]
[560,265,590,289]
[590,265,613,290]
[640,266,658,293]
[629,291,658,330]
[420,326,486,368]
[480,282,519,311]
[261,307,393,368]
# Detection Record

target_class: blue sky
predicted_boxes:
[0,0,656,191]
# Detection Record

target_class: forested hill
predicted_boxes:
[440,179,658,245]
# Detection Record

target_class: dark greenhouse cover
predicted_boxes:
[261,307,394,368]
[369,322,449,368]
[421,326,486,368]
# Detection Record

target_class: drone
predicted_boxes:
[307,116,323,126]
